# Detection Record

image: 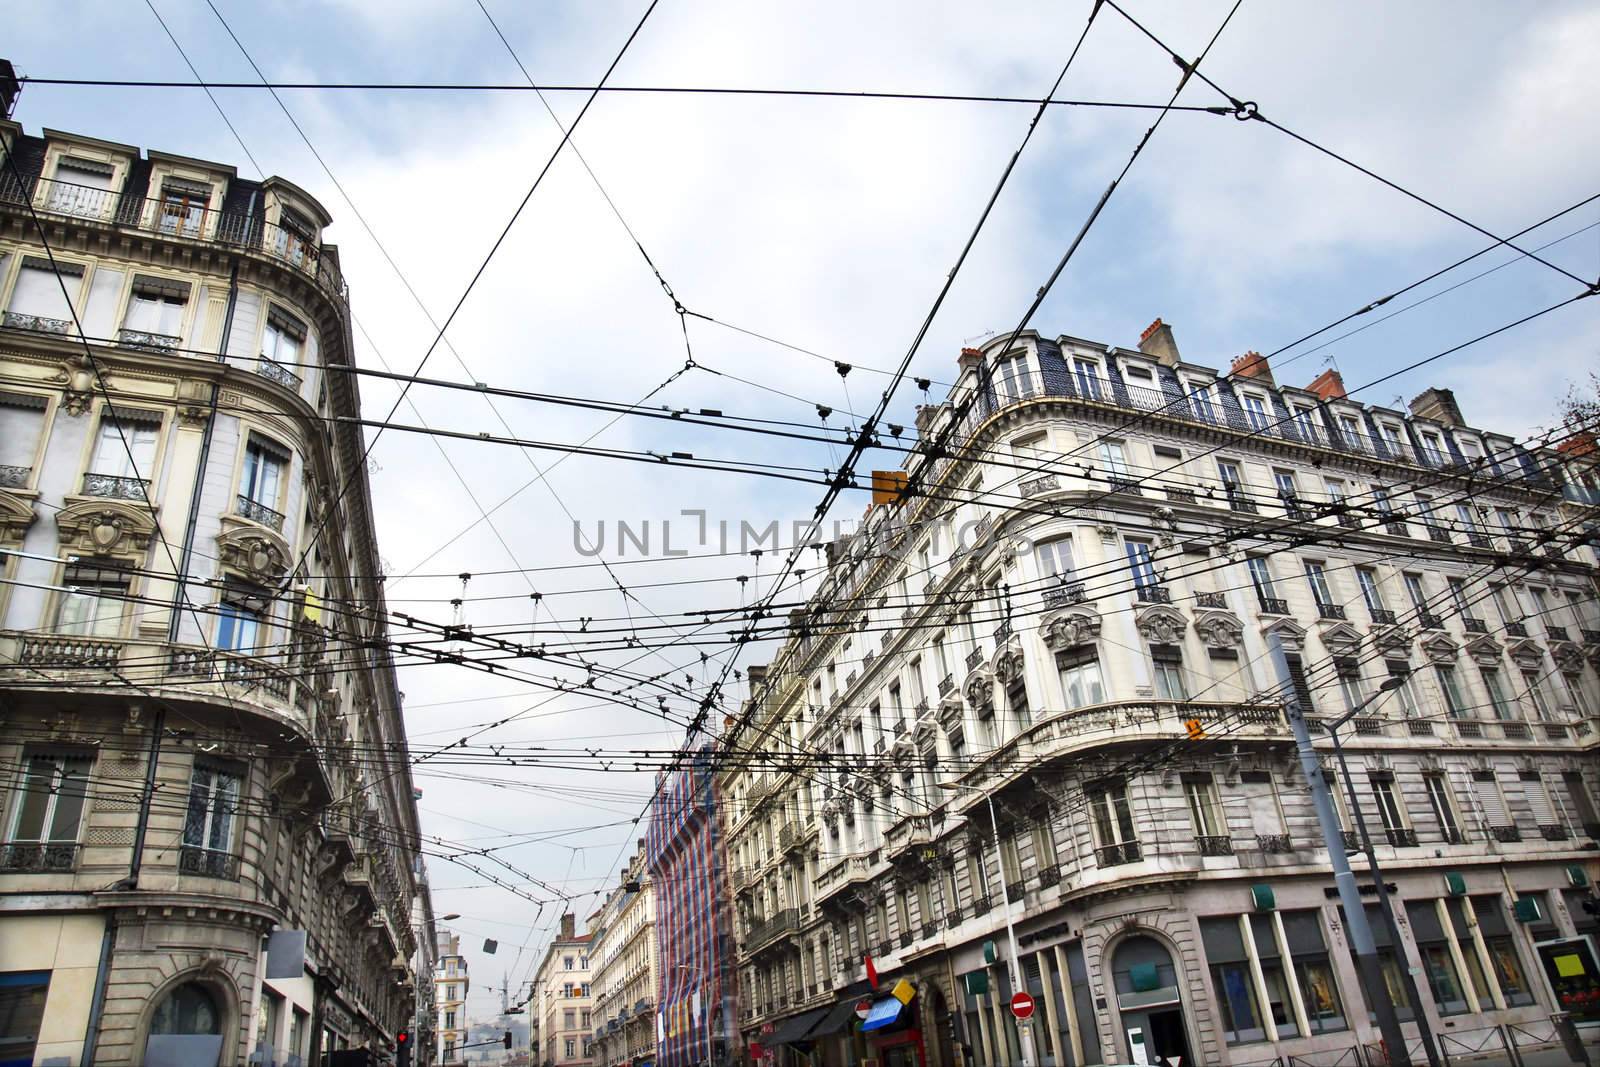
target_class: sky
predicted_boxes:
[10,0,1600,1018]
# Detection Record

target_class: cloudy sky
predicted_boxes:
[12,0,1600,1016]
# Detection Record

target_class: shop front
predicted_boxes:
[860,991,925,1067]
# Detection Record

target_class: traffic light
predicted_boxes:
[504,1030,513,1050]
[396,1029,411,1067]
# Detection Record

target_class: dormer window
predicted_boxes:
[1378,422,1406,457]
[1289,403,1320,443]
[1241,392,1270,431]
[994,351,1034,402]
[1073,358,1102,400]
[1187,381,1217,424]
[1418,430,1446,466]
[157,177,211,238]
[274,205,316,266]
[1123,362,1154,382]
[47,156,116,218]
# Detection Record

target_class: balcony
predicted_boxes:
[965,648,985,671]
[179,845,241,880]
[1501,722,1530,740]
[1341,830,1360,851]
[0,841,79,872]
[944,910,963,928]
[117,327,182,353]
[1539,824,1569,842]
[1546,625,1571,642]
[0,464,29,489]
[1164,486,1197,504]
[1543,724,1568,741]
[1037,864,1061,889]
[779,822,805,854]
[1225,489,1258,514]
[1042,582,1088,610]
[1489,825,1522,843]
[0,174,346,299]
[1467,532,1492,549]
[1383,828,1418,848]
[1352,717,1382,736]
[1416,612,1443,630]
[1004,879,1025,902]
[1505,622,1529,637]
[937,674,955,697]
[1441,827,1467,845]
[1426,526,1452,544]
[1385,520,1409,537]
[1105,475,1142,496]
[1278,492,1309,520]
[1136,586,1172,605]
[3,310,72,334]
[1018,474,1059,499]
[1095,841,1142,867]
[970,894,991,916]
[236,494,286,532]
[257,354,304,391]
[1406,719,1435,737]
[82,472,149,501]
[1256,834,1293,854]
[1463,617,1487,633]
[1583,629,1600,645]
[1456,721,1484,739]
[898,931,912,950]
[17,634,121,669]
[1195,591,1227,609]
[1370,609,1398,625]
[1196,835,1233,857]
[1258,597,1290,615]
[1585,822,1600,840]
[1316,602,1347,621]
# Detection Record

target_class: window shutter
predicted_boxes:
[1520,773,1556,825]
[1472,772,1509,826]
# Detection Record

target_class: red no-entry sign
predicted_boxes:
[855,999,872,1020]
[1010,992,1035,1020]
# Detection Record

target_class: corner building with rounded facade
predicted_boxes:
[0,116,425,1064]
[718,322,1600,1067]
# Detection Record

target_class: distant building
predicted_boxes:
[647,748,738,1067]
[716,324,1600,1067]
[533,912,595,1067]
[590,840,657,1067]
[437,932,470,1063]
[0,98,425,1064]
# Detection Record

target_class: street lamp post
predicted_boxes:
[676,963,712,1067]
[935,781,1036,1067]
[1325,679,1442,1067]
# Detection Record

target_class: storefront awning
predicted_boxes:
[859,996,906,1033]
[807,999,863,1038]
[766,1007,830,1047]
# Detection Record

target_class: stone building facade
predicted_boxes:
[436,931,469,1063]
[0,113,426,1064]
[534,913,595,1067]
[717,322,1600,1067]
[590,841,658,1067]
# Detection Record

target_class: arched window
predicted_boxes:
[150,980,222,1034]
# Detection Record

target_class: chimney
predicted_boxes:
[0,60,19,120]
[1306,369,1346,401]
[560,912,575,940]
[1408,387,1464,428]
[1137,318,1181,366]
[747,664,767,686]
[1557,432,1596,459]
[1230,350,1274,386]
[958,347,984,372]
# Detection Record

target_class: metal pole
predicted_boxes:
[1266,637,1412,1066]
[1330,729,1443,1067]
[985,790,1036,1067]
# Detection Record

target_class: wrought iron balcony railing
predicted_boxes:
[1094,841,1142,867]
[1258,597,1290,615]
[1316,602,1347,621]
[257,354,304,391]
[1463,617,1487,633]
[1196,835,1233,857]
[1440,827,1467,845]
[117,328,182,353]
[1037,864,1061,888]
[236,494,286,532]
[1340,830,1360,851]
[1385,520,1410,537]
[0,841,79,872]
[1488,825,1522,843]
[2,310,72,334]
[1135,585,1171,605]
[1416,612,1443,630]
[1195,591,1227,609]
[1545,625,1570,642]
[1164,485,1197,504]
[1370,608,1398,625]
[82,472,149,500]
[1505,622,1529,637]
[1042,582,1087,609]
[1256,834,1293,854]
[1539,824,1569,842]
[1384,828,1418,848]
[179,844,241,880]
[1018,474,1058,499]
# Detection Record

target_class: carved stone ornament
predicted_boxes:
[176,379,213,427]
[938,690,965,725]
[55,500,157,558]
[1504,638,1545,670]
[1040,607,1102,650]
[1260,616,1307,652]
[1464,634,1505,667]
[1420,632,1459,665]
[963,669,995,712]
[1318,622,1365,658]
[0,492,38,547]
[1549,641,1586,672]
[1135,604,1189,645]
[1193,609,1244,650]
[1369,623,1412,657]
[992,643,1026,685]
[46,354,99,416]
[218,526,291,583]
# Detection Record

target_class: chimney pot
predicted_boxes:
[958,347,984,371]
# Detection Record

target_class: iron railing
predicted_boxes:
[1095,841,1142,867]
[1259,597,1290,615]
[257,354,304,391]
[1370,608,1398,625]
[1195,591,1227,609]
[82,472,149,500]
[1042,582,1088,609]
[0,841,79,872]
[1196,835,1233,857]
[1505,621,1529,637]
[179,844,241,880]
[1384,827,1418,847]
[2,310,71,334]
[1488,825,1522,843]
[1316,602,1347,621]
[117,328,182,353]
[236,493,286,532]
[1135,585,1171,604]
[1463,616,1487,633]
[1256,834,1293,854]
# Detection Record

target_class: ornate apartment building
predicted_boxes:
[535,912,596,1067]
[436,932,469,1063]
[717,322,1600,1067]
[590,841,658,1067]
[0,109,427,1064]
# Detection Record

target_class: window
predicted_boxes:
[1188,381,1217,423]
[1202,917,1266,1044]
[1322,476,1346,505]
[263,306,306,367]
[1402,573,1430,613]
[1564,672,1594,718]
[1385,661,1418,717]
[6,752,91,848]
[7,256,81,325]
[443,1041,455,1063]
[564,1009,576,1028]
[1424,772,1464,843]
[55,561,131,637]
[1481,667,1516,720]
[1123,362,1154,382]
[1338,414,1364,443]
[1099,441,1131,482]
[1562,772,1598,829]
[275,205,316,264]
[1468,896,1535,1007]
[1471,771,1512,832]
[1073,358,1101,399]
[1290,404,1319,441]
[1006,675,1029,727]
[1520,671,1553,721]
[1241,392,1270,430]
[1446,576,1470,617]
[565,1039,576,1058]
[1419,430,1446,466]
[994,351,1034,401]
[445,1009,457,1030]
[1086,780,1139,859]
[89,410,161,482]
[124,276,188,341]
[0,392,46,482]
[1356,568,1386,615]
[1370,773,1410,843]
[1405,900,1480,1016]
[1378,422,1406,457]
[1219,460,1251,510]
[1125,539,1159,597]
[1151,645,1187,700]
[1247,557,1280,610]
[1416,493,1443,535]
[1335,659,1366,711]
[1184,775,1226,840]
[48,156,116,215]
[1035,536,1073,580]
[1273,468,1299,504]
[1283,910,1347,1034]
[217,581,267,653]
[1340,904,1415,1023]
[1305,561,1336,611]
[1057,648,1103,709]
[183,763,240,857]
[157,177,210,237]
[1436,665,1468,718]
